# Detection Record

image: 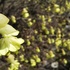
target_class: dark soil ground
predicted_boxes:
[0,0,70,70]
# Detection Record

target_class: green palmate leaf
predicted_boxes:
[9,44,19,52]
[0,37,24,55]
[0,24,19,37]
[0,48,9,56]
[0,38,9,55]
[9,37,24,52]
[10,37,24,46]
[0,38,9,49]
[0,14,9,28]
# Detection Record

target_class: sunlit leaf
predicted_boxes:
[9,44,19,52]
[0,24,19,37]
[0,37,24,55]
[0,38,9,55]
[9,37,24,52]
[0,14,9,28]
[0,48,9,55]
[0,38,9,49]
[10,37,24,45]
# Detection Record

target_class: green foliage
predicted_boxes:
[0,14,24,56]
[0,14,24,70]
[18,0,70,67]
[0,14,9,28]
[8,60,20,70]
[66,0,70,10]
[0,0,70,69]
[0,24,19,37]
[19,0,70,67]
